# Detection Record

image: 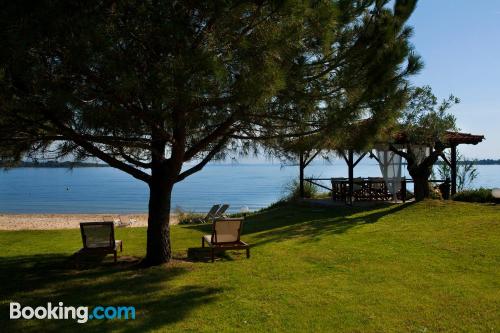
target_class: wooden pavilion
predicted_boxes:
[304,131,485,203]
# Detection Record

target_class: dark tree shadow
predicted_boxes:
[186,247,236,262]
[0,253,222,332]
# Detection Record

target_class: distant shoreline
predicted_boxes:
[2,159,500,168]
[431,159,500,166]
[1,161,108,168]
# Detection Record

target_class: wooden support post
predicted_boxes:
[450,145,457,195]
[348,149,354,205]
[353,152,367,167]
[299,151,305,198]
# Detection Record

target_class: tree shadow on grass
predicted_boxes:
[250,202,414,247]
[185,247,237,262]
[0,253,222,332]
[184,201,414,248]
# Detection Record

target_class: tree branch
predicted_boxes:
[176,137,228,183]
[183,115,236,161]
[389,144,411,162]
[38,109,151,183]
[69,135,151,182]
[116,146,152,169]
[230,128,322,140]
[304,150,321,167]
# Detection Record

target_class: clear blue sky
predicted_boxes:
[408,0,500,158]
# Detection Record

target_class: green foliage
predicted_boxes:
[283,178,320,200]
[399,86,459,146]
[390,86,461,200]
[0,0,422,262]
[0,0,422,184]
[0,0,315,164]
[428,185,443,200]
[173,206,203,225]
[260,0,422,165]
[453,188,494,203]
[391,85,460,164]
[0,0,423,176]
[1,201,500,331]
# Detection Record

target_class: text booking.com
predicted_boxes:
[10,302,135,324]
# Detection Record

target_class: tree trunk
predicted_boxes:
[143,168,174,266]
[392,146,442,202]
[408,164,432,201]
[412,173,430,201]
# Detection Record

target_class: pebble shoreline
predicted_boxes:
[0,213,179,230]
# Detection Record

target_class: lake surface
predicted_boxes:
[1,163,499,213]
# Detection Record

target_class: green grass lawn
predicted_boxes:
[1,201,499,332]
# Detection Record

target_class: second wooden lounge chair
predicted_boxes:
[214,204,230,219]
[196,204,221,223]
[202,218,250,262]
[76,222,123,267]
[103,215,134,228]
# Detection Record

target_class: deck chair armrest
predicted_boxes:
[215,217,244,222]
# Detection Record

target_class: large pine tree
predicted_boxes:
[0,0,420,266]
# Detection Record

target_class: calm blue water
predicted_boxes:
[1,163,499,213]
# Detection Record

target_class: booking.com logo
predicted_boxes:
[10,302,135,324]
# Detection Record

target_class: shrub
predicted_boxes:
[429,185,443,200]
[452,188,494,203]
[174,206,203,225]
[284,179,320,200]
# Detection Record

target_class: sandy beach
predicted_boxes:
[0,213,179,230]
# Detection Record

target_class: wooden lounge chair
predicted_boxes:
[196,204,221,223]
[76,222,122,267]
[214,204,230,219]
[116,216,135,227]
[103,215,133,228]
[202,218,250,262]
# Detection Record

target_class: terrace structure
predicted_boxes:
[304,131,485,204]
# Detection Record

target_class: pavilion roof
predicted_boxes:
[393,131,485,146]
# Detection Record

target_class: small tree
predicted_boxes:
[434,150,478,191]
[389,86,459,200]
